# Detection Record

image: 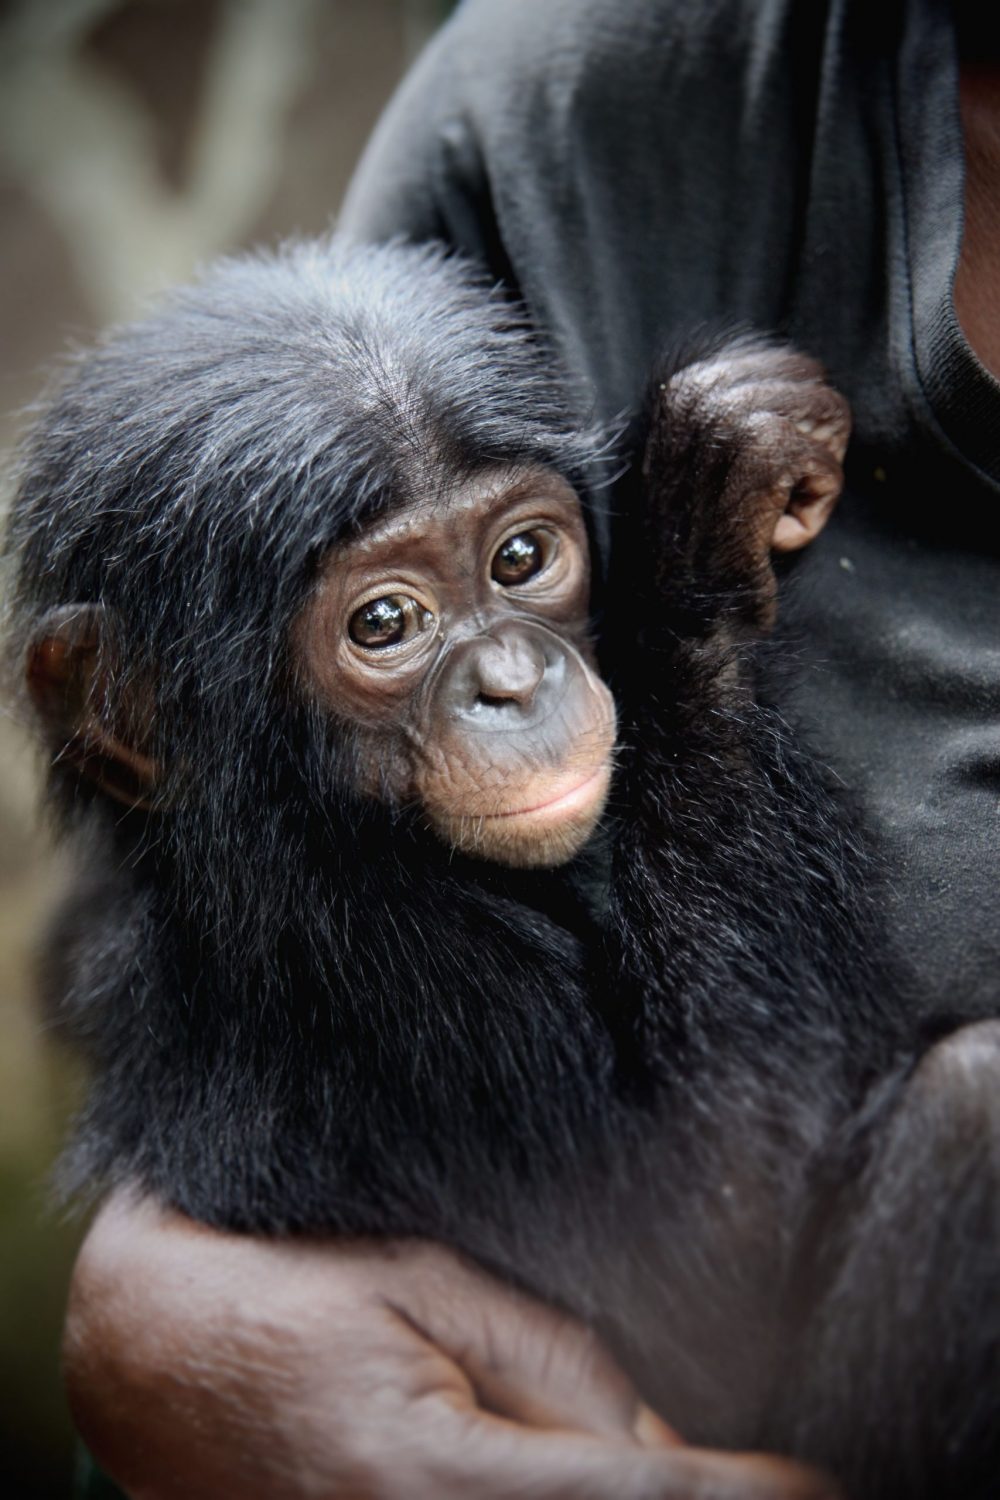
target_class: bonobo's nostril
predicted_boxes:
[468,633,546,709]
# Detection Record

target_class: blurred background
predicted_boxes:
[0,2,447,1492]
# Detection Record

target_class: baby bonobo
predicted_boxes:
[5,238,998,1500]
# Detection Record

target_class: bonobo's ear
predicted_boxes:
[769,400,851,554]
[25,605,159,809]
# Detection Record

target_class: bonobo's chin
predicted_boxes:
[429,761,613,868]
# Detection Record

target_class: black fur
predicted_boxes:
[4,237,996,1497]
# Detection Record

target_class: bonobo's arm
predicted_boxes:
[65,1190,835,1499]
[604,338,876,1047]
[587,339,881,1444]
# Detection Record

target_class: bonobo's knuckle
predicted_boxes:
[787,388,850,462]
[729,346,827,395]
[662,342,850,475]
[745,382,848,451]
[669,339,820,402]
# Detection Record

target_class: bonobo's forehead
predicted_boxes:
[337,465,585,573]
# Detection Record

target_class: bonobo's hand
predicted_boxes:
[64,1190,838,1499]
[641,336,851,635]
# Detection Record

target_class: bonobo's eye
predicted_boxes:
[348,595,429,650]
[491,530,550,587]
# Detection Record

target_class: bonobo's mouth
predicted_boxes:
[444,758,613,868]
[485,764,609,821]
[423,703,618,868]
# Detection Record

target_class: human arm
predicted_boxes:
[64,1189,835,1500]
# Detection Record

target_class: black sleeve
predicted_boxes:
[339,0,824,417]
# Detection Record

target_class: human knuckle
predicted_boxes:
[917,1019,1000,1087]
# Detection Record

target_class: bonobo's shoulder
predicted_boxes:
[341,0,786,249]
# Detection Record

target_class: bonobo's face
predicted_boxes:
[297,467,617,868]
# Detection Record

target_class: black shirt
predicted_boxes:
[341,0,1000,1014]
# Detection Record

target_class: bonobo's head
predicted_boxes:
[5,238,615,874]
[298,468,614,867]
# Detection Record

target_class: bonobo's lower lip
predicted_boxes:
[485,765,607,821]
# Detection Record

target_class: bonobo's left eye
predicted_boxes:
[491,530,550,586]
[348,594,429,649]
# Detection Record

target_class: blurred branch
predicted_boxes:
[0,0,325,323]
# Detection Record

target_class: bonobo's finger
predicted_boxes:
[665,341,846,440]
[745,384,850,463]
[661,337,851,491]
[743,413,848,557]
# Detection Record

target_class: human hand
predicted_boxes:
[64,1190,837,1499]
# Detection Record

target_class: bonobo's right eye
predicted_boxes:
[348,594,430,649]
[491,530,549,586]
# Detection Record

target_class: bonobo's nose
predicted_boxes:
[473,632,546,706]
[442,626,554,721]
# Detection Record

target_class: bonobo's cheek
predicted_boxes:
[344,720,420,806]
[415,665,617,869]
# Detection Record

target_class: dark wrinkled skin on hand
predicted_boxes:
[64,1192,839,1500]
